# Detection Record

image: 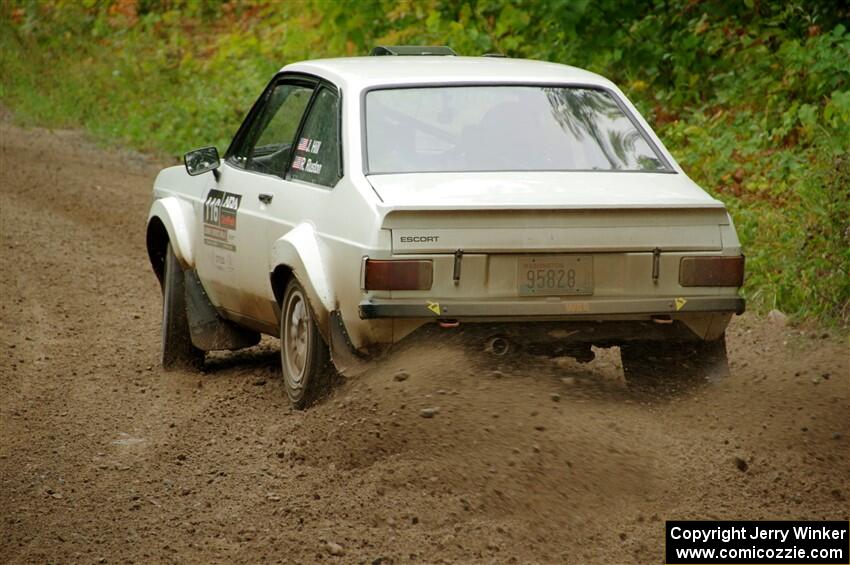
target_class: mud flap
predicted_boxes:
[700,336,731,384]
[328,310,371,377]
[184,270,261,351]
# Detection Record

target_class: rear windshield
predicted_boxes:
[365,86,670,174]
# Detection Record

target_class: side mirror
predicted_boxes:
[184,146,220,177]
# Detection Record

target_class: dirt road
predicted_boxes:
[1,119,847,564]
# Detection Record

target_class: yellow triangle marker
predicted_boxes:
[426,301,441,315]
[674,297,687,311]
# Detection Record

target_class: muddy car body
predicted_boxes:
[146,49,745,406]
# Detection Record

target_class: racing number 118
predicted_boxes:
[204,195,221,224]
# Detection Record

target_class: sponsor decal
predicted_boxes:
[203,189,241,251]
[204,238,236,252]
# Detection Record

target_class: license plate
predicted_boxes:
[517,255,593,296]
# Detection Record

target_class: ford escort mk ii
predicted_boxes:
[146,48,745,407]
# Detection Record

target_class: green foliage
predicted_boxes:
[1,0,848,325]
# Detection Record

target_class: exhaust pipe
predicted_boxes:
[486,336,511,356]
[574,347,595,363]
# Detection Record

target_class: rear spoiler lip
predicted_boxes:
[377,202,727,213]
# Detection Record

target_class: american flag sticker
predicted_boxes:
[297,137,310,152]
[292,155,306,170]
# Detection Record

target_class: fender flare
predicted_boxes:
[147,196,197,269]
[270,223,335,333]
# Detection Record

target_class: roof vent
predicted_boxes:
[370,45,457,56]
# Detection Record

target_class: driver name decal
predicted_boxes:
[293,136,324,176]
[297,137,322,154]
[203,189,241,251]
[292,155,323,174]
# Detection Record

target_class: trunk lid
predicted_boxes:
[368,172,728,254]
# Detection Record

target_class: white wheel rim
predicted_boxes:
[283,289,310,386]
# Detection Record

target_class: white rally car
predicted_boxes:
[146,47,745,407]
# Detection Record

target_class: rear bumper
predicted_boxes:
[359,296,745,320]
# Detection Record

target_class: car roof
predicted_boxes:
[281,56,614,92]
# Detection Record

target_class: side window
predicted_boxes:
[240,83,314,176]
[288,87,341,187]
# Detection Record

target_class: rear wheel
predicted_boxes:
[161,242,203,370]
[620,335,729,393]
[280,279,334,409]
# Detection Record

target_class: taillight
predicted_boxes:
[364,259,433,291]
[679,256,745,287]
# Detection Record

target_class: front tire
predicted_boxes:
[620,335,729,393]
[280,279,334,409]
[161,242,204,370]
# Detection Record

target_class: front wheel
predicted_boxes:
[280,279,334,409]
[620,335,729,393]
[161,242,203,370]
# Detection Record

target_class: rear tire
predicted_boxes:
[620,335,729,393]
[280,279,334,409]
[161,243,204,370]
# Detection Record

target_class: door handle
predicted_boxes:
[258,193,273,204]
